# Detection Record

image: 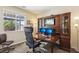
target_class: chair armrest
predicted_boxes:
[1,41,14,45]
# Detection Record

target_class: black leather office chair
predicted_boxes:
[24,27,41,52]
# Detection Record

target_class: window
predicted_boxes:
[4,19,15,31]
[3,12,25,31]
[16,15,25,30]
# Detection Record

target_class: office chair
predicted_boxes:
[0,34,14,53]
[24,27,41,53]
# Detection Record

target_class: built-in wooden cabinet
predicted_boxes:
[38,15,60,33]
[54,15,61,33]
[38,16,55,27]
[38,15,59,43]
[38,18,45,29]
[38,12,71,51]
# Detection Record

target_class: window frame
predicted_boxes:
[3,12,26,31]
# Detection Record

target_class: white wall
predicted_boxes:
[38,6,79,50]
[0,6,37,44]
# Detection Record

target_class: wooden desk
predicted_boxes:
[34,33,59,52]
[34,33,59,43]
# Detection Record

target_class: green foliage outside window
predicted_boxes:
[4,20,15,31]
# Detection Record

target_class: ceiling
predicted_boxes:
[18,6,53,15]
[18,6,79,16]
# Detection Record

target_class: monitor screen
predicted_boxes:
[45,28,55,35]
[39,28,46,33]
[45,18,55,25]
[39,27,55,35]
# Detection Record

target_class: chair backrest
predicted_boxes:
[24,27,34,48]
[0,34,7,44]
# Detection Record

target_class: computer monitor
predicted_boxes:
[39,28,46,34]
[39,27,55,36]
[45,28,55,35]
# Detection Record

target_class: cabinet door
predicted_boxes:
[65,38,70,49]
[61,13,70,35]
[60,38,66,48]
[55,15,61,33]
[60,13,70,51]
[60,35,70,51]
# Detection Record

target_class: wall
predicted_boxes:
[38,6,79,50]
[0,6,37,44]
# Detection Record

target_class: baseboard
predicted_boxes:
[71,48,79,52]
[10,41,26,46]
